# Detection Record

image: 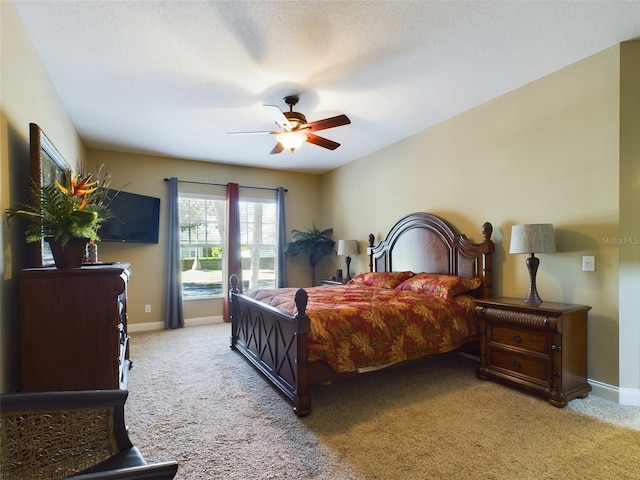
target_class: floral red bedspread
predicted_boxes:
[244,284,478,373]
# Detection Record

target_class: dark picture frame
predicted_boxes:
[29,123,72,266]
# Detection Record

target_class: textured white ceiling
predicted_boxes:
[12,0,640,174]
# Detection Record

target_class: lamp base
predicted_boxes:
[345,255,352,281]
[523,254,543,304]
[523,292,543,304]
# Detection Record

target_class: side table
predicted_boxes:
[475,297,591,407]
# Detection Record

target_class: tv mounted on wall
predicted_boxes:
[98,190,160,244]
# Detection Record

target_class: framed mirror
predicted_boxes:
[29,123,72,266]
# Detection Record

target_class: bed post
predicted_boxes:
[368,233,375,272]
[293,288,311,417]
[229,273,239,350]
[479,222,494,299]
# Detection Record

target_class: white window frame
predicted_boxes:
[178,192,278,299]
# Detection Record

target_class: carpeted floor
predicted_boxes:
[125,323,640,480]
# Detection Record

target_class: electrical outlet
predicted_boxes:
[582,256,595,272]
[145,304,151,313]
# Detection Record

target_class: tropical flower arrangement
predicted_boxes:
[6,164,114,247]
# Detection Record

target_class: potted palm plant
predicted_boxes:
[284,223,335,286]
[6,165,113,268]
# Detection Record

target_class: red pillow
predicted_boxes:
[395,273,481,299]
[348,271,414,289]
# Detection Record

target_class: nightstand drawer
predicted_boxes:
[489,325,549,354]
[488,349,549,384]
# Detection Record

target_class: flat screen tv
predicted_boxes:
[98,190,160,244]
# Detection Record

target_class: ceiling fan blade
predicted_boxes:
[263,105,293,130]
[227,130,280,135]
[305,114,351,132]
[306,133,340,150]
[270,142,284,154]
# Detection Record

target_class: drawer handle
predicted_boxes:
[513,335,522,344]
[512,361,521,370]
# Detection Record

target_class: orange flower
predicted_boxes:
[56,174,98,210]
[56,174,97,197]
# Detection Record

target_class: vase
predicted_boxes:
[46,237,88,269]
[85,240,98,263]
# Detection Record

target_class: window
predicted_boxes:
[239,198,277,292]
[179,193,277,298]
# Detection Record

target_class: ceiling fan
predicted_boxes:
[229,95,351,154]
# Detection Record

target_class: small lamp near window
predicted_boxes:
[509,224,556,304]
[337,239,359,281]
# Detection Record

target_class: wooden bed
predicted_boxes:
[229,212,495,416]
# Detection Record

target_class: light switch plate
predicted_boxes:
[582,256,595,272]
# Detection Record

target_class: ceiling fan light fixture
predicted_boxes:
[278,131,307,152]
[230,96,350,154]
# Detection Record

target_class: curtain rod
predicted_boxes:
[163,178,287,192]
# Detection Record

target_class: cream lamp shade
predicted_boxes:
[337,240,359,281]
[337,239,359,256]
[509,224,556,255]
[509,224,556,304]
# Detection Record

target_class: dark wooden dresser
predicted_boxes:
[475,297,591,407]
[19,263,131,392]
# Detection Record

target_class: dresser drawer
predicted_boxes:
[489,325,549,354]
[487,348,549,384]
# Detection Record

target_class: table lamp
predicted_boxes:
[337,239,359,281]
[509,224,556,304]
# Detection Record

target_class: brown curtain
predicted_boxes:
[223,182,242,321]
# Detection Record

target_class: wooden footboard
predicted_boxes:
[229,274,312,417]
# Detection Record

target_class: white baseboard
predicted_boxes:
[128,316,223,333]
[589,378,640,406]
[619,387,640,406]
[128,321,164,333]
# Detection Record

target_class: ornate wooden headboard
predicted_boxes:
[368,212,494,298]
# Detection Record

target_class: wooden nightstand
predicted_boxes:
[475,297,591,407]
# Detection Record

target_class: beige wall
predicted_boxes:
[618,40,640,397]
[87,150,321,329]
[1,2,86,392]
[321,46,626,390]
[0,4,85,170]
